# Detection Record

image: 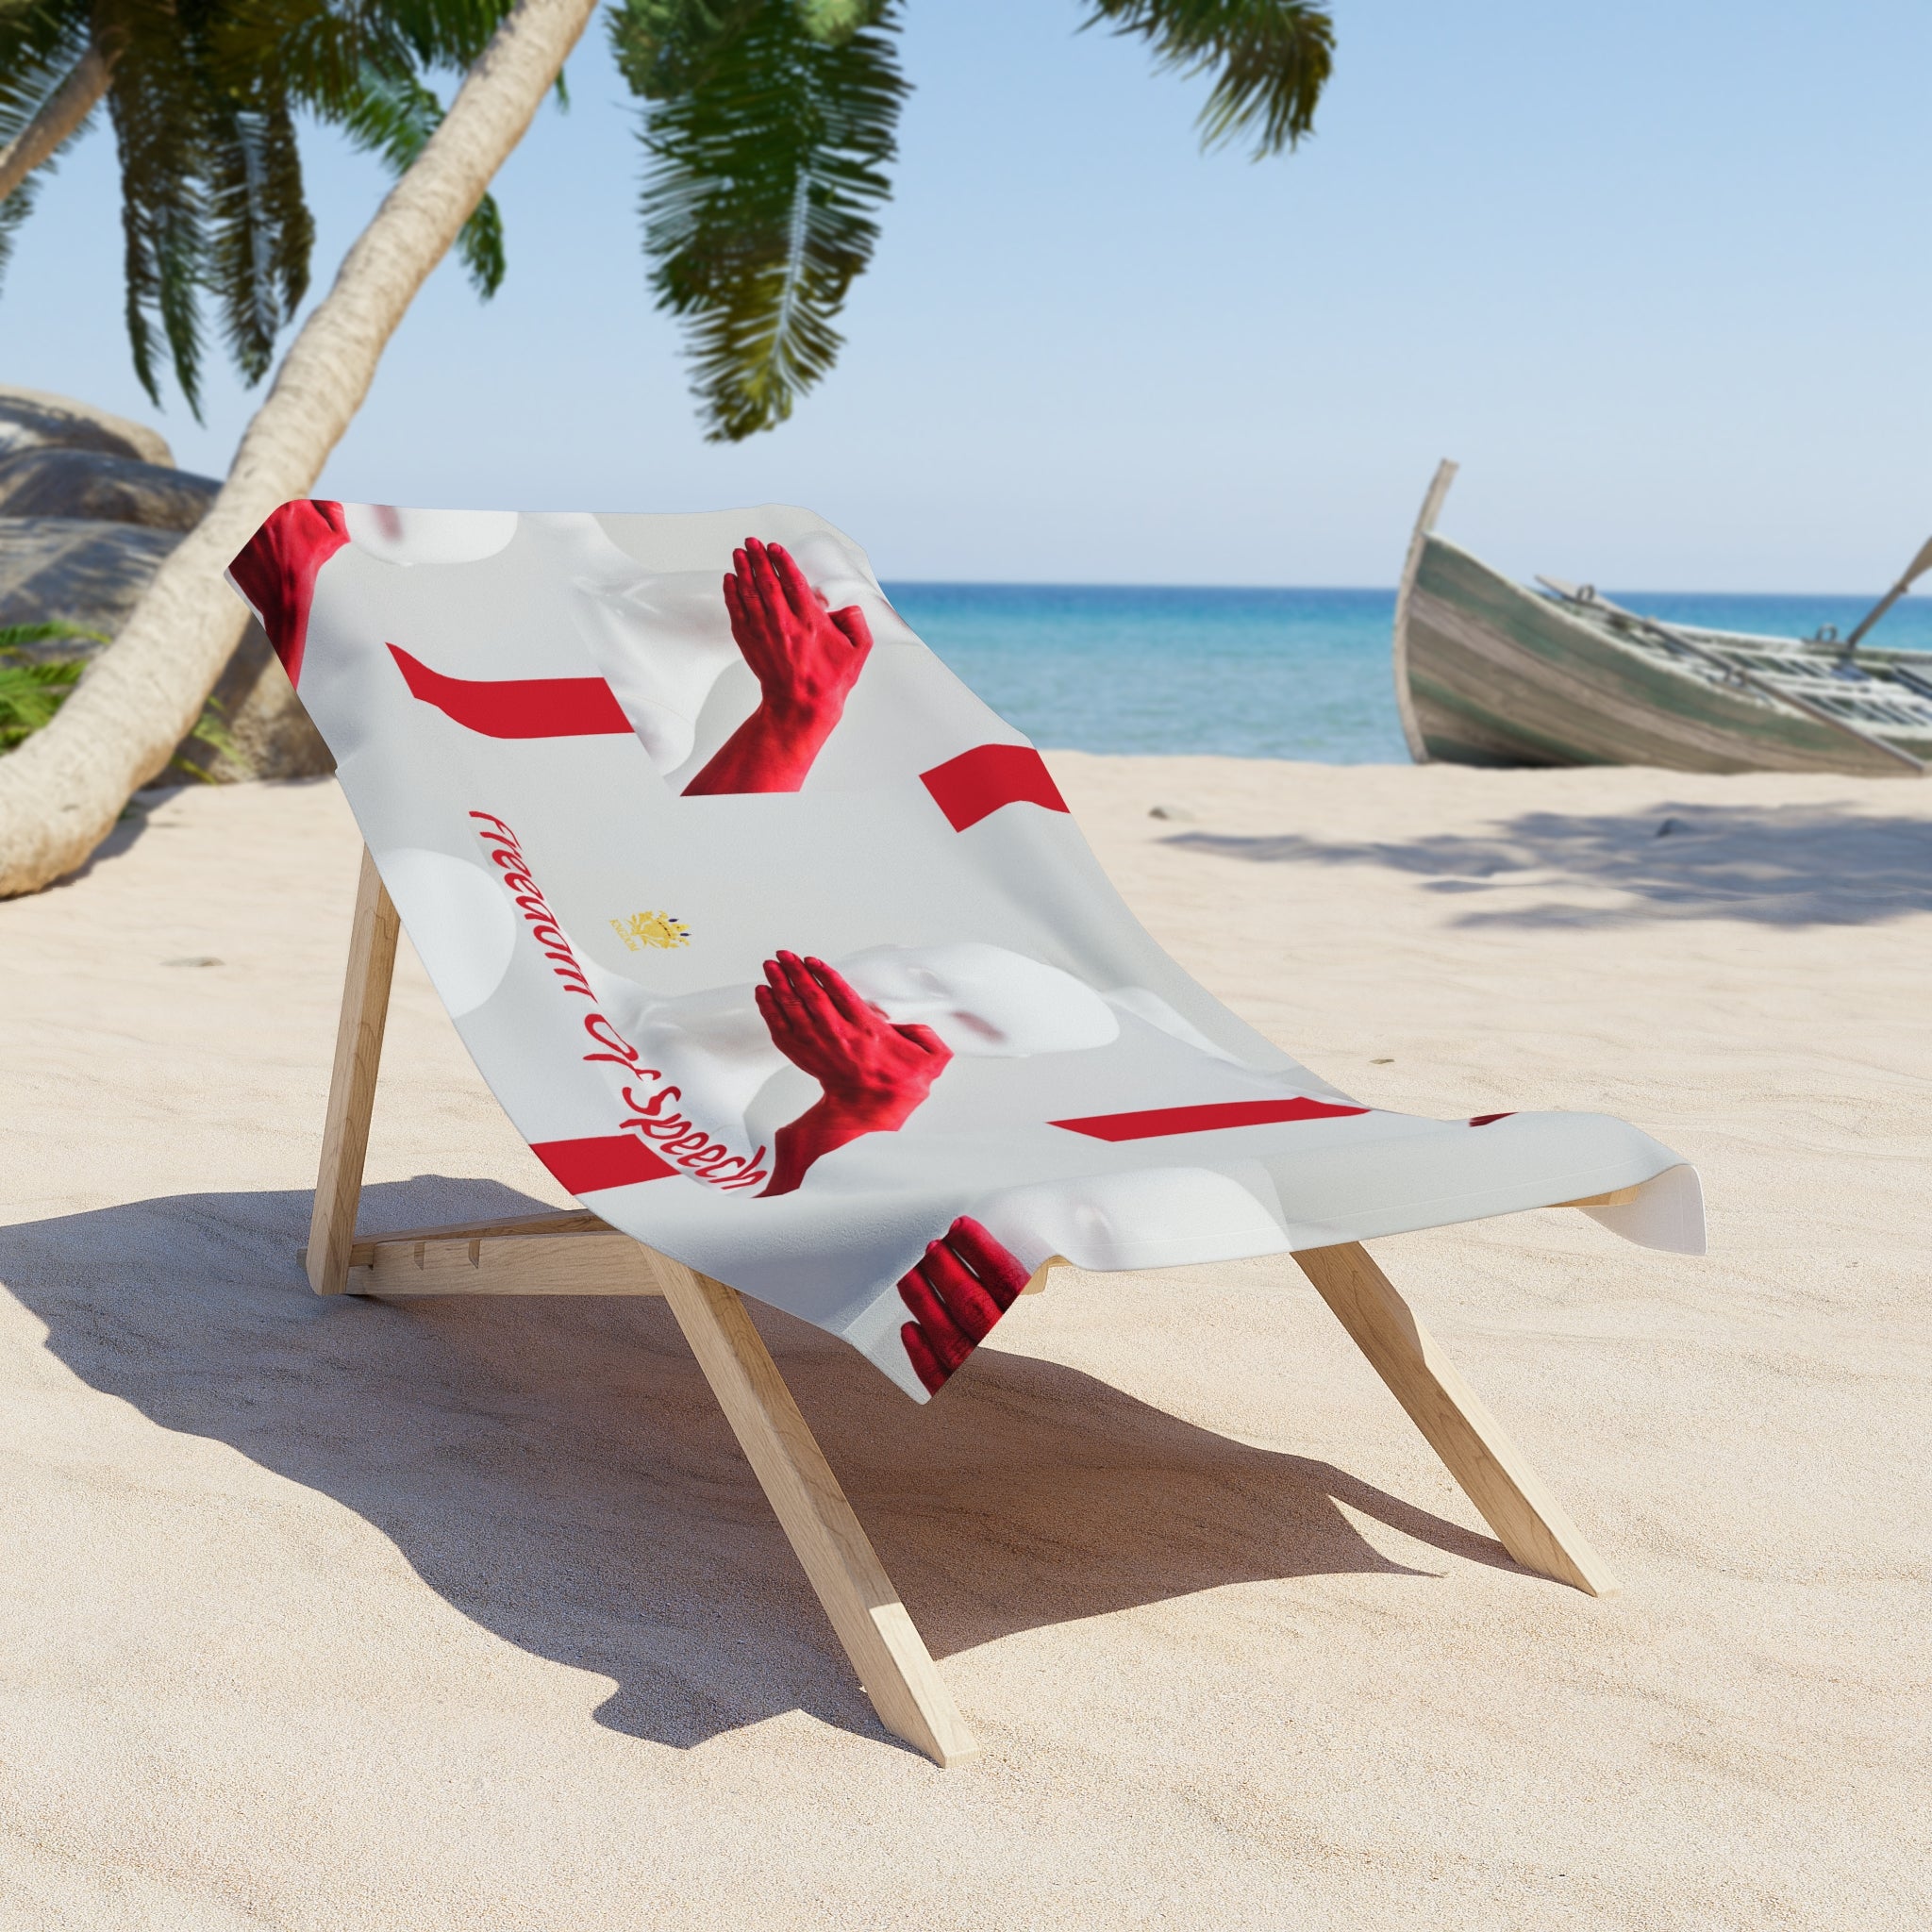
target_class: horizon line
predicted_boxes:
[877,578,1917,602]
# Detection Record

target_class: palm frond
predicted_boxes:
[203,92,314,384]
[105,9,212,414]
[208,0,515,301]
[0,643,84,753]
[0,664,80,750]
[329,60,507,297]
[0,5,93,141]
[0,4,94,295]
[0,158,40,291]
[0,620,111,647]
[1084,0,1334,158]
[611,0,764,96]
[612,0,909,441]
[169,691,243,779]
[794,0,890,42]
[375,0,520,72]
[0,631,233,769]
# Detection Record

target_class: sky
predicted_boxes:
[6,0,1929,590]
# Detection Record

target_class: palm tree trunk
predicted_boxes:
[0,0,599,896]
[0,43,113,206]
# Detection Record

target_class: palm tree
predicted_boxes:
[0,0,1334,895]
[0,0,515,413]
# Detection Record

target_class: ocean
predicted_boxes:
[882,583,1932,764]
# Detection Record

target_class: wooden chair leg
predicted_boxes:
[1294,1241,1620,1596]
[647,1253,979,1767]
[308,846,400,1296]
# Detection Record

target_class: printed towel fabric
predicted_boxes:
[228,503,1704,1401]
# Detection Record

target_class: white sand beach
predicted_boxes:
[1,756,1926,1930]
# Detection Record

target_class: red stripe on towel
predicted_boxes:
[1468,1112,1515,1126]
[920,744,1070,832]
[1049,1097,1369,1141]
[529,1134,676,1192]
[389,643,633,738]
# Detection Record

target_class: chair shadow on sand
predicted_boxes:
[0,1175,1522,1755]
[1167,800,1932,929]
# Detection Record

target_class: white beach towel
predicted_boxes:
[228,502,1703,1401]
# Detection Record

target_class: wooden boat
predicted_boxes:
[1392,462,1932,775]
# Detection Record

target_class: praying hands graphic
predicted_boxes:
[757,951,952,1197]
[749,953,1029,1395]
[683,539,874,794]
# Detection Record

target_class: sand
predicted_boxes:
[1,757,1926,1929]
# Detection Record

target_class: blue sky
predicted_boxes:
[7,0,1928,588]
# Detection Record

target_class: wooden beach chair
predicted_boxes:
[298,850,1655,1765]
[238,500,1704,1767]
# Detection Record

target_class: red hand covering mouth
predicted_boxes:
[226,499,351,689]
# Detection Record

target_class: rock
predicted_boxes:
[0,515,332,783]
[0,384,174,468]
[0,448,218,531]
[167,617,335,785]
[0,517,180,642]
[0,388,332,783]
[1148,804,1197,822]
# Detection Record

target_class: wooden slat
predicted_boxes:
[296,1208,611,1274]
[307,847,401,1296]
[643,1250,978,1767]
[358,1230,662,1297]
[1293,1241,1619,1596]
[332,1220,1055,1305]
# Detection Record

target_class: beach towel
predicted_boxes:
[227,502,1704,1403]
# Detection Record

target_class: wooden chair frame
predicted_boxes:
[302,846,1624,1767]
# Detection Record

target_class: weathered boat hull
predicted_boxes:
[1399,532,1932,776]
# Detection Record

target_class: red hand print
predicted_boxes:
[897,1217,1031,1396]
[683,538,874,794]
[758,952,952,1196]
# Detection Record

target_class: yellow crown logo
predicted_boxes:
[611,910,691,952]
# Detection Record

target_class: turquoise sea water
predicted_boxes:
[883,582,1932,764]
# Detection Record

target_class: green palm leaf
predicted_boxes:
[0,625,236,774]
[0,625,101,753]
[203,92,315,385]
[0,3,94,295]
[326,59,508,298]
[104,7,216,415]
[1083,0,1334,158]
[613,0,908,442]
[0,0,523,410]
